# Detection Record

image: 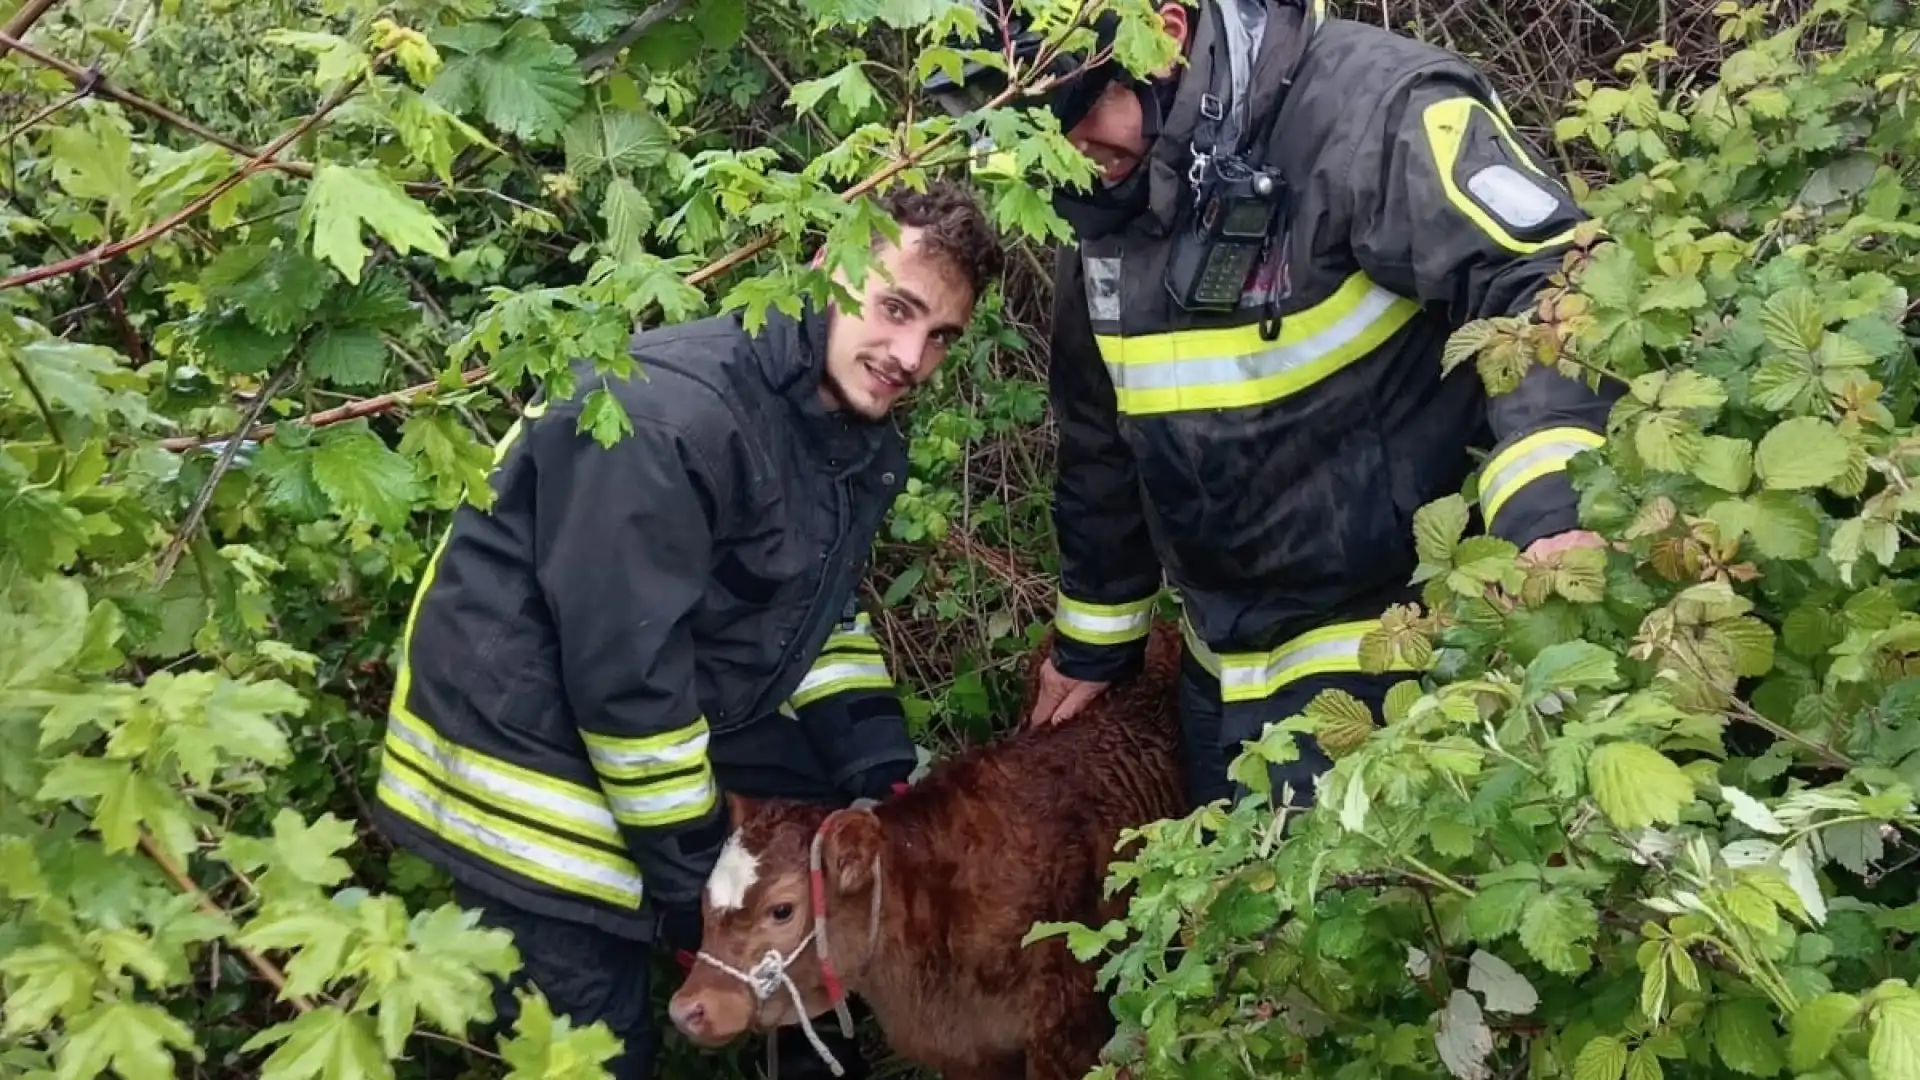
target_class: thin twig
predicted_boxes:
[157,69,1037,450]
[0,31,445,196]
[0,0,60,59]
[154,354,302,585]
[0,48,393,291]
[138,830,316,1014]
[579,0,687,73]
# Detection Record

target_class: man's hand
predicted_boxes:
[1026,657,1110,729]
[1525,529,1605,559]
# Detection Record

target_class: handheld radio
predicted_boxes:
[1163,154,1287,312]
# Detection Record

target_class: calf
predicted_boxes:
[667,620,1187,1080]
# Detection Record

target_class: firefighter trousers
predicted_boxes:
[452,712,887,1080]
[1172,630,1406,811]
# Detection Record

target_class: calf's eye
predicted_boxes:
[770,903,794,922]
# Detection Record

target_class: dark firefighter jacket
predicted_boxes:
[1046,0,1622,708]
[373,305,916,942]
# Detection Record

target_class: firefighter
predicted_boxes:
[370,182,1002,1080]
[925,1,1617,808]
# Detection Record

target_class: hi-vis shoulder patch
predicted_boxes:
[1421,95,1580,253]
[1465,164,1560,230]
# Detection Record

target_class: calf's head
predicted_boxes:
[667,793,885,1047]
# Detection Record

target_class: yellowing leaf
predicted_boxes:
[1575,1035,1629,1080]
[1588,742,1694,829]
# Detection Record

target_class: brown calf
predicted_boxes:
[666,620,1188,1080]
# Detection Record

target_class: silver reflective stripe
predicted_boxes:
[1219,636,1362,699]
[379,768,644,902]
[387,717,620,841]
[607,775,715,823]
[1059,606,1153,639]
[794,659,890,697]
[1482,431,1603,525]
[1106,282,1405,396]
[583,728,709,776]
[1084,256,1123,323]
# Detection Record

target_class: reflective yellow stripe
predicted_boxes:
[823,612,883,655]
[1481,426,1606,530]
[602,761,717,828]
[384,710,624,848]
[1055,591,1155,646]
[790,656,894,707]
[1181,616,1421,703]
[1094,272,1419,416]
[580,718,710,783]
[378,754,644,909]
[1421,96,1581,255]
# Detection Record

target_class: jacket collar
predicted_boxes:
[748,301,899,480]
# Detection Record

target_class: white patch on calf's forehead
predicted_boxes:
[706,832,759,911]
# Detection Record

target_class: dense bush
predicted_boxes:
[5,0,1917,1079]
[1030,5,1920,1080]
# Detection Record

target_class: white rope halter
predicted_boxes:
[692,799,885,1080]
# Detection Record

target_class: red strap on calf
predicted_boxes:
[808,861,849,1006]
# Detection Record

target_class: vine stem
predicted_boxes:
[0,47,396,291]
[156,73,1044,452]
[137,830,315,1015]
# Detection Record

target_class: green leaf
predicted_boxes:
[788,63,880,119]
[1519,891,1598,975]
[427,18,584,142]
[307,325,388,388]
[1575,1035,1629,1080]
[0,944,97,1036]
[300,165,452,285]
[1693,435,1754,492]
[1524,641,1621,702]
[600,176,654,260]
[499,988,625,1079]
[1870,989,1920,1080]
[1416,494,1471,565]
[243,1006,393,1080]
[310,426,422,531]
[1790,992,1861,1071]
[271,810,356,887]
[563,106,670,177]
[1588,742,1693,829]
[1305,688,1375,759]
[1714,996,1788,1076]
[1755,416,1850,491]
[578,388,633,449]
[1760,286,1825,357]
[52,1000,198,1080]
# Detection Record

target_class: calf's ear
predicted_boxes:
[819,807,882,895]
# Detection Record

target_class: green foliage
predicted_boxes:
[1028,4,1920,1080]
[1,0,1152,1076]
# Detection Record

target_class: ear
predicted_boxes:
[818,807,883,895]
[1154,3,1191,75]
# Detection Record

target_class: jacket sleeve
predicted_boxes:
[1047,245,1165,683]
[527,402,729,912]
[1344,62,1621,551]
[788,594,918,800]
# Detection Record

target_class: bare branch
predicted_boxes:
[579,0,686,74]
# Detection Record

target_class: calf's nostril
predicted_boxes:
[668,997,707,1034]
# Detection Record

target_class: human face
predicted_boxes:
[1063,3,1191,185]
[819,226,975,421]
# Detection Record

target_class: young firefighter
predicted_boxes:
[926,1,1618,806]
[371,182,1003,1080]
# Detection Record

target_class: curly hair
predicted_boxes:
[874,181,1005,303]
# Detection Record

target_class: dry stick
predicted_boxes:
[0,31,445,196]
[137,831,316,1015]
[0,50,392,291]
[155,75,1045,453]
